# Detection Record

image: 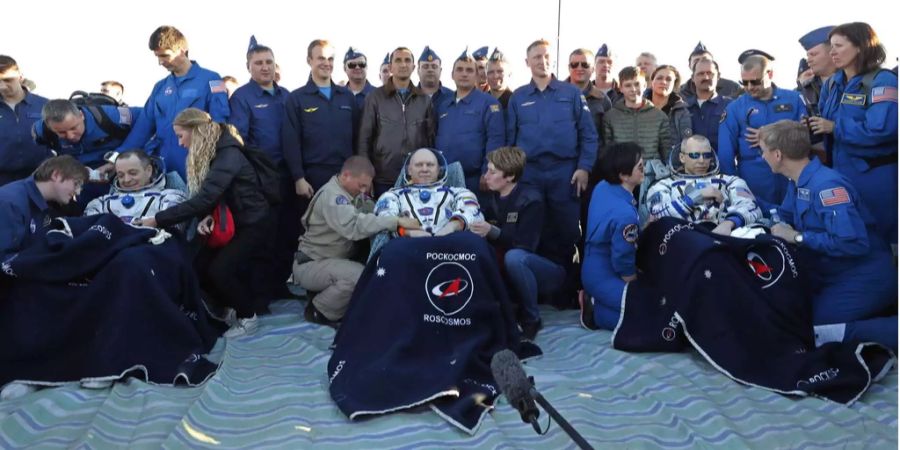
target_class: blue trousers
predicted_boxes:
[503,249,565,324]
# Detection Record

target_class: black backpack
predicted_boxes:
[37,91,131,150]
[239,145,282,205]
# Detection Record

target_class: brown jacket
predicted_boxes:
[356,77,436,185]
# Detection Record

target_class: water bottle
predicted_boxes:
[769,208,782,224]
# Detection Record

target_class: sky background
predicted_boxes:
[7,0,897,106]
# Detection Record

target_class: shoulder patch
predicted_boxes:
[872,86,897,104]
[117,107,132,125]
[209,80,227,94]
[819,187,850,207]
[375,199,389,211]
[719,111,727,123]
[622,223,639,244]
[335,195,350,205]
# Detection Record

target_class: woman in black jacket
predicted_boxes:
[139,108,270,338]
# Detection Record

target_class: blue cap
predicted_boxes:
[344,47,366,63]
[488,47,506,62]
[457,47,471,61]
[798,58,810,76]
[248,35,260,53]
[690,41,708,57]
[419,46,440,63]
[382,52,391,66]
[738,49,775,64]
[472,46,489,60]
[799,26,834,51]
[596,44,609,57]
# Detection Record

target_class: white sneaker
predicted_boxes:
[1,382,37,401]
[224,314,258,338]
[81,379,114,389]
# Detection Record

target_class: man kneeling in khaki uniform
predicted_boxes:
[293,156,420,326]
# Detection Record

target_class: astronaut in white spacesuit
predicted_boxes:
[84,150,186,224]
[646,135,762,235]
[375,148,482,237]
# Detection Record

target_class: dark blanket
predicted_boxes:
[612,218,895,404]
[328,232,540,434]
[0,214,219,386]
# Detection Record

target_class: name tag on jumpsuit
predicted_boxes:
[841,93,866,106]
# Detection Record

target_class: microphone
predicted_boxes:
[490,349,540,426]
[491,349,595,450]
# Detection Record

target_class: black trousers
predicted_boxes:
[196,218,269,318]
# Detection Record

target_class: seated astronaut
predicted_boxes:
[375,148,483,237]
[84,149,186,223]
[646,135,762,235]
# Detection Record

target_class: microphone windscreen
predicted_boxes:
[490,349,530,405]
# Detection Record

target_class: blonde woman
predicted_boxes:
[139,108,270,337]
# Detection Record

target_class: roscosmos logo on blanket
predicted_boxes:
[425,261,474,316]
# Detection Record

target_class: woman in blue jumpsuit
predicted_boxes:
[811,22,898,244]
[582,142,645,330]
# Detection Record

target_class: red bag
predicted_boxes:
[207,203,235,248]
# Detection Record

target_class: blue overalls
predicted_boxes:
[116,61,230,180]
[507,78,598,264]
[582,180,639,330]
[434,89,505,192]
[718,86,805,212]
[778,158,896,349]
[0,177,49,260]
[0,93,50,185]
[819,69,898,244]
[685,94,732,153]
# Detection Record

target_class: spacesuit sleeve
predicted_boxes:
[723,176,762,226]
[84,197,104,216]
[449,188,484,229]
[159,189,188,212]
[647,179,692,221]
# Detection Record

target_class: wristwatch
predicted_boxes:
[794,233,804,245]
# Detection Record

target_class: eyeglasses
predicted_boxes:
[683,151,714,160]
[346,62,367,69]
[739,78,763,87]
[569,62,590,69]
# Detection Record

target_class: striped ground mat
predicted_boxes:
[1,300,896,449]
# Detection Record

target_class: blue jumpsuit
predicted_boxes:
[33,105,141,167]
[0,92,50,185]
[582,180,640,330]
[350,81,375,112]
[684,94,732,153]
[434,89,505,192]
[718,86,805,212]
[507,78,599,263]
[818,69,898,244]
[0,177,50,260]
[116,61,230,180]
[778,158,896,349]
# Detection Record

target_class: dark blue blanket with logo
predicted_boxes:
[612,218,895,404]
[328,232,540,434]
[0,214,219,387]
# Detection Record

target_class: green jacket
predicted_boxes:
[601,99,671,162]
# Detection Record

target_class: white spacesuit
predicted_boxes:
[646,141,762,228]
[374,149,482,235]
[84,162,186,224]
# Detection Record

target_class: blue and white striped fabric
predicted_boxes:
[1,300,896,449]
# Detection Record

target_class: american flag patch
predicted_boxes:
[871,86,897,104]
[735,187,755,199]
[819,187,850,206]
[209,80,227,94]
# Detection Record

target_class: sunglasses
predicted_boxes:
[739,78,763,87]
[346,62,367,69]
[683,151,714,160]
[569,62,590,69]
